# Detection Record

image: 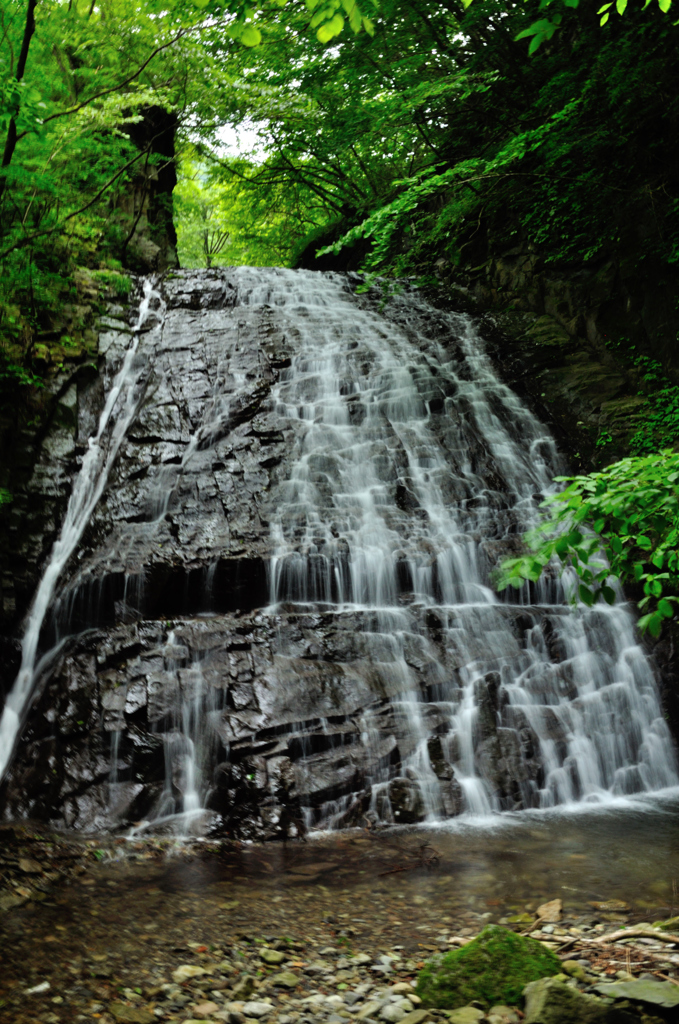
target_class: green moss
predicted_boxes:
[91,269,132,299]
[415,925,561,1009]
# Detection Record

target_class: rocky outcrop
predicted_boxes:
[426,237,679,474]
[1,268,675,837]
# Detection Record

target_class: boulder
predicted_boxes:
[594,979,679,1009]
[415,925,561,1009]
[524,977,634,1024]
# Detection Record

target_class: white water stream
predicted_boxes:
[0,280,162,780]
[235,267,678,819]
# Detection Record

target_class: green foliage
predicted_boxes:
[497,451,679,636]
[286,0,679,300]
[502,0,676,54]
[415,925,561,1009]
[90,270,131,299]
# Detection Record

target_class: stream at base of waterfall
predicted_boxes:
[0,267,676,836]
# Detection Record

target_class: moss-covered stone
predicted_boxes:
[415,925,561,1010]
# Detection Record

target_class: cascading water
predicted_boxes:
[0,279,162,780]
[1,266,676,835]
[248,267,677,821]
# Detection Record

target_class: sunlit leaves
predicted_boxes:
[510,0,675,52]
[306,0,376,42]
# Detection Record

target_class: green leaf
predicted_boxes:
[636,535,652,550]
[192,0,210,7]
[658,0,672,12]
[649,612,664,636]
[658,598,674,618]
[579,584,595,606]
[600,12,610,23]
[318,12,345,42]
[515,18,557,42]
[239,24,262,46]
[601,585,616,605]
[615,0,628,13]
[609,534,623,554]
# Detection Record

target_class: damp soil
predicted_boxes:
[2,797,679,1024]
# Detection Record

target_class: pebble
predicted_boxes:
[195,1001,221,1015]
[109,1004,156,1024]
[173,964,208,983]
[357,1000,384,1019]
[243,1001,276,1018]
[399,1012,431,1024]
[262,949,287,965]
[487,1009,519,1024]
[25,980,50,994]
[270,971,301,988]
[446,1009,485,1024]
[380,1004,406,1022]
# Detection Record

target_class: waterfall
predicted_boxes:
[0,279,162,781]
[1,266,676,833]
[245,267,677,820]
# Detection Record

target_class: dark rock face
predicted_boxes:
[1,268,675,837]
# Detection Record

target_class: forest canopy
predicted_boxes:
[1,0,678,628]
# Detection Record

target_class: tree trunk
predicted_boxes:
[0,0,39,203]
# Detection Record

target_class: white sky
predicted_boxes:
[216,122,268,162]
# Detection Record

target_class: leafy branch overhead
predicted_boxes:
[190,0,376,44]
[510,0,675,54]
[497,452,679,637]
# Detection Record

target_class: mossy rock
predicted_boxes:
[415,925,561,1009]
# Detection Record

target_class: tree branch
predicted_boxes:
[15,27,189,142]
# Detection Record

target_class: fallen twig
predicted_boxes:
[656,972,679,988]
[595,928,679,945]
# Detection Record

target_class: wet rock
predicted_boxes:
[594,980,679,1008]
[388,779,425,824]
[4,268,671,836]
[523,978,624,1024]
